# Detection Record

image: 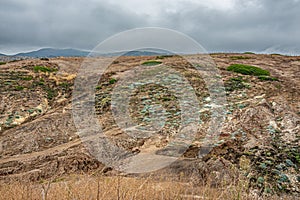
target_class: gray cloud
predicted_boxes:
[153,0,300,53]
[0,0,299,54]
[0,0,145,53]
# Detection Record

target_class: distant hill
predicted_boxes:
[2,47,299,58]
[123,50,163,56]
[105,49,172,57]
[0,48,173,58]
[14,48,90,58]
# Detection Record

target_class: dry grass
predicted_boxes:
[0,174,295,200]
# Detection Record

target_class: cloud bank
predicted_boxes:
[0,0,299,54]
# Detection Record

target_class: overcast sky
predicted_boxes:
[0,0,300,55]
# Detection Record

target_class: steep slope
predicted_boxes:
[0,54,299,196]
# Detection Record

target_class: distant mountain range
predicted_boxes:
[14,48,90,57]
[0,48,172,58]
[2,47,298,58]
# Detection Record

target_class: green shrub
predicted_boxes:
[15,86,24,91]
[95,85,102,90]
[230,56,251,60]
[0,62,6,65]
[225,76,249,92]
[46,88,56,100]
[59,82,72,92]
[258,76,278,81]
[142,60,162,66]
[243,52,255,54]
[33,65,57,73]
[156,55,173,59]
[21,75,33,81]
[227,64,270,76]
[4,81,12,85]
[109,78,117,84]
[296,155,300,164]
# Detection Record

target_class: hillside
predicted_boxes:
[0,53,299,199]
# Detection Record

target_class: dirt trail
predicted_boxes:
[0,138,82,165]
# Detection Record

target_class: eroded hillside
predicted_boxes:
[0,54,299,197]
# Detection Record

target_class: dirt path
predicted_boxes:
[0,138,82,164]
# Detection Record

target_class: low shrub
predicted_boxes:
[21,75,33,81]
[142,60,162,66]
[14,85,24,91]
[46,88,56,100]
[33,65,57,73]
[227,64,270,76]
[230,56,251,60]
[225,76,249,92]
[109,78,117,84]
[258,76,278,81]
[156,55,174,59]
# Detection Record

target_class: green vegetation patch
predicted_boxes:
[21,75,33,81]
[230,56,251,60]
[225,76,249,92]
[46,87,56,100]
[156,55,174,59]
[243,52,255,54]
[296,155,300,164]
[142,60,162,66]
[227,64,270,76]
[109,78,117,84]
[33,65,57,73]
[0,62,6,65]
[4,81,12,85]
[14,85,24,91]
[258,76,278,81]
[59,82,71,88]
[95,85,102,90]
